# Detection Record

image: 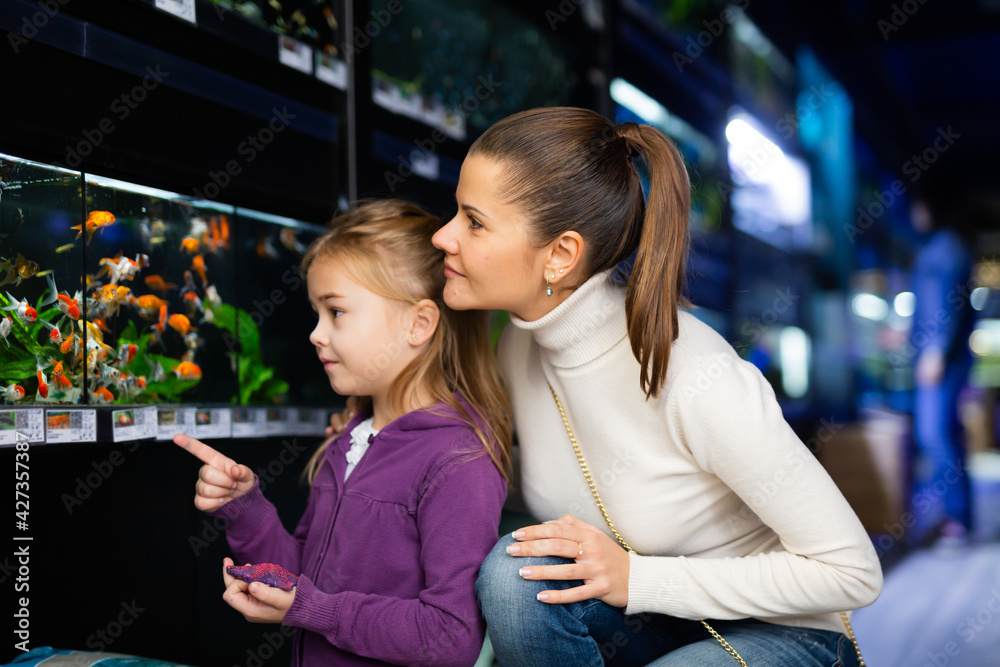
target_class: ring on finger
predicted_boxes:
[575,542,583,558]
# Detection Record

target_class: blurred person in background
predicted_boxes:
[909,184,976,547]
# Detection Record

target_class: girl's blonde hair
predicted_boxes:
[298,199,512,484]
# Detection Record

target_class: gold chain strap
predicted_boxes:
[546,382,865,667]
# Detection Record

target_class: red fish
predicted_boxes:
[36,370,48,399]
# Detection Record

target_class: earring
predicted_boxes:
[545,275,553,297]
[411,333,419,342]
[559,269,564,274]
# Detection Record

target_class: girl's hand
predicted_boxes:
[221,557,296,623]
[508,514,631,608]
[326,395,361,437]
[174,434,255,511]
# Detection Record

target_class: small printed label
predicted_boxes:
[265,408,294,436]
[44,410,97,443]
[0,409,44,445]
[232,408,268,439]
[194,408,232,440]
[316,55,347,89]
[113,407,157,443]
[279,36,313,74]
[155,0,196,24]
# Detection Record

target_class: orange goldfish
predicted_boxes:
[56,293,80,320]
[91,317,111,333]
[167,313,192,335]
[91,386,114,403]
[171,361,202,380]
[180,237,200,254]
[54,374,73,390]
[135,294,168,320]
[191,254,207,286]
[208,218,221,252]
[36,370,48,399]
[219,215,230,249]
[59,333,75,355]
[144,274,177,296]
[149,304,168,346]
[71,211,115,243]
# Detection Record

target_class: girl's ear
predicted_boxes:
[409,299,440,346]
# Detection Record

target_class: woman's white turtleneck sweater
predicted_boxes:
[498,269,882,633]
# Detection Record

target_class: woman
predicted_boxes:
[337,107,882,665]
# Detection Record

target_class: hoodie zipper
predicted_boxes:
[295,432,376,662]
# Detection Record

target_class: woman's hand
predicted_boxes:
[221,557,296,623]
[507,514,631,608]
[174,434,255,511]
[325,396,361,437]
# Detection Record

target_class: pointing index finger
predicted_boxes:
[174,433,236,473]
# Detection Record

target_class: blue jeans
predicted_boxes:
[477,535,860,666]
[913,355,973,531]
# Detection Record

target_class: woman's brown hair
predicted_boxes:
[298,199,512,484]
[469,107,691,399]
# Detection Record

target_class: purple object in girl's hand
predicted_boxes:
[226,562,299,590]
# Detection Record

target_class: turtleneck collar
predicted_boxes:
[509,269,627,369]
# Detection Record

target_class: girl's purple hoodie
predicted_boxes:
[208,396,506,666]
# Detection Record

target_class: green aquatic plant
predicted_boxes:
[113,320,199,404]
[203,302,288,405]
[0,292,62,396]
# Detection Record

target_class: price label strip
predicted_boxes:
[0,409,44,446]
[156,407,192,440]
[266,408,294,436]
[294,408,330,436]
[232,407,268,439]
[193,408,232,440]
[113,407,157,443]
[315,55,347,90]
[278,36,313,74]
[45,409,97,443]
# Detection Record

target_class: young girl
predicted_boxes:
[174,199,511,666]
[329,108,881,665]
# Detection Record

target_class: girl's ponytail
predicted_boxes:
[617,122,691,399]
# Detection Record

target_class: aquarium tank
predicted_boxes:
[206,0,342,58]
[0,150,328,408]
[0,154,83,405]
[233,209,329,406]
[370,0,581,140]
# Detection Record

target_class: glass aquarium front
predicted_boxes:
[0,150,325,408]
[233,209,329,406]
[0,155,83,405]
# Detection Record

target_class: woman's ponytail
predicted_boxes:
[616,122,691,400]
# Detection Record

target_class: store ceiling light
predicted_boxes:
[851,293,889,321]
[893,291,915,318]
